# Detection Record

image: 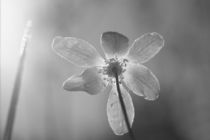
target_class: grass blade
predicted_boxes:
[3,20,32,140]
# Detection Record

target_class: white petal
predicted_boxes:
[63,67,108,95]
[124,64,160,100]
[101,32,129,58]
[121,80,144,97]
[107,87,134,135]
[52,36,104,67]
[127,32,164,64]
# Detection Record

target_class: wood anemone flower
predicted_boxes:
[52,31,164,135]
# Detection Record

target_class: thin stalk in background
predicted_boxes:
[3,21,32,140]
[115,73,136,140]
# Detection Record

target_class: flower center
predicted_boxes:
[107,61,122,77]
[102,58,128,79]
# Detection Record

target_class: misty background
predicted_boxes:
[1,0,210,140]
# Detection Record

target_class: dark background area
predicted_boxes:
[1,0,210,140]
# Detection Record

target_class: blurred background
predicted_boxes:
[1,0,210,140]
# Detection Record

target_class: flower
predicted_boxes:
[52,31,164,135]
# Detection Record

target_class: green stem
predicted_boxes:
[115,73,135,140]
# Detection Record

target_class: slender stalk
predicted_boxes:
[3,21,32,140]
[115,73,135,140]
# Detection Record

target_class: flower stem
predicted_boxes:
[114,73,135,140]
[3,21,32,140]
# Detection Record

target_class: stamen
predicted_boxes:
[101,58,128,80]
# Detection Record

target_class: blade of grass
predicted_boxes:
[3,21,32,140]
[115,73,136,140]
